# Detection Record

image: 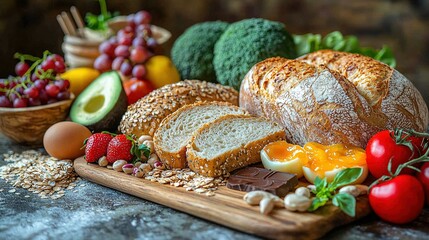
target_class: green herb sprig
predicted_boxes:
[85,0,119,31]
[293,31,396,68]
[308,167,363,217]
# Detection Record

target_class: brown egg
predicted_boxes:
[43,121,92,160]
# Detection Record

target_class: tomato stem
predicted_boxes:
[393,147,429,176]
[369,143,429,190]
[392,128,415,152]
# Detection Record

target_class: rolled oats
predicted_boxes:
[0,150,79,199]
[143,167,227,196]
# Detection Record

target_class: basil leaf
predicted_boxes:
[330,167,363,189]
[332,193,356,217]
[308,196,329,212]
[314,176,328,193]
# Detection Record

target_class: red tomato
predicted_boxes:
[410,136,429,156]
[123,79,154,105]
[369,174,424,224]
[366,130,419,178]
[417,162,429,205]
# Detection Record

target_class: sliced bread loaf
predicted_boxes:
[154,101,248,169]
[186,115,286,177]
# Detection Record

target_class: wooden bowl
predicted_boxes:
[0,95,75,146]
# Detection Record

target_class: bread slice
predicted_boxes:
[119,80,239,137]
[186,115,286,177]
[154,101,248,169]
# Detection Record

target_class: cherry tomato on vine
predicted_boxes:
[123,78,154,105]
[417,162,429,205]
[409,136,429,156]
[366,130,419,178]
[369,174,424,224]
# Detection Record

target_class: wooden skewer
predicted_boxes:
[61,11,77,36]
[56,14,70,36]
[70,6,86,38]
[70,6,85,29]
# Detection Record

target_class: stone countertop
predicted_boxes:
[0,135,428,240]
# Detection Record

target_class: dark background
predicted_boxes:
[1,0,428,104]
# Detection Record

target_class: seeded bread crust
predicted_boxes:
[118,80,239,137]
[186,115,286,177]
[153,101,248,169]
[239,50,429,148]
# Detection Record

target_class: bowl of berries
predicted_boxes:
[0,52,74,145]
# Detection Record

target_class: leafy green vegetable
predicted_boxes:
[213,18,296,90]
[293,31,396,68]
[85,0,119,31]
[171,21,230,83]
[309,167,363,217]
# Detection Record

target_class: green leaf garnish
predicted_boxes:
[330,167,363,189]
[332,193,356,217]
[85,0,119,31]
[309,168,363,216]
[308,196,329,212]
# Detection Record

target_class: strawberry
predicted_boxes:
[106,134,135,163]
[84,133,114,163]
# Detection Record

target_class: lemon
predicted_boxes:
[61,68,100,96]
[145,55,180,89]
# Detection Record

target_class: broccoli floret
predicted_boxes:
[213,18,296,90]
[171,21,229,83]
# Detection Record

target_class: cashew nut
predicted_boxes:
[339,184,368,197]
[295,187,311,198]
[243,191,274,205]
[260,197,275,215]
[243,191,284,215]
[284,193,312,212]
[307,185,316,192]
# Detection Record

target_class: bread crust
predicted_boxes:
[118,80,239,137]
[186,115,286,177]
[153,101,247,169]
[239,50,429,148]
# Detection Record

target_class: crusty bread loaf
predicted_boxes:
[186,115,285,177]
[119,80,239,137]
[239,50,429,148]
[154,101,248,169]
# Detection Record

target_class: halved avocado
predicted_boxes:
[70,71,127,132]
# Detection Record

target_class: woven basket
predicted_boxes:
[0,95,74,146]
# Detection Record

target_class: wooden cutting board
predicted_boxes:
[74,157,371,240]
